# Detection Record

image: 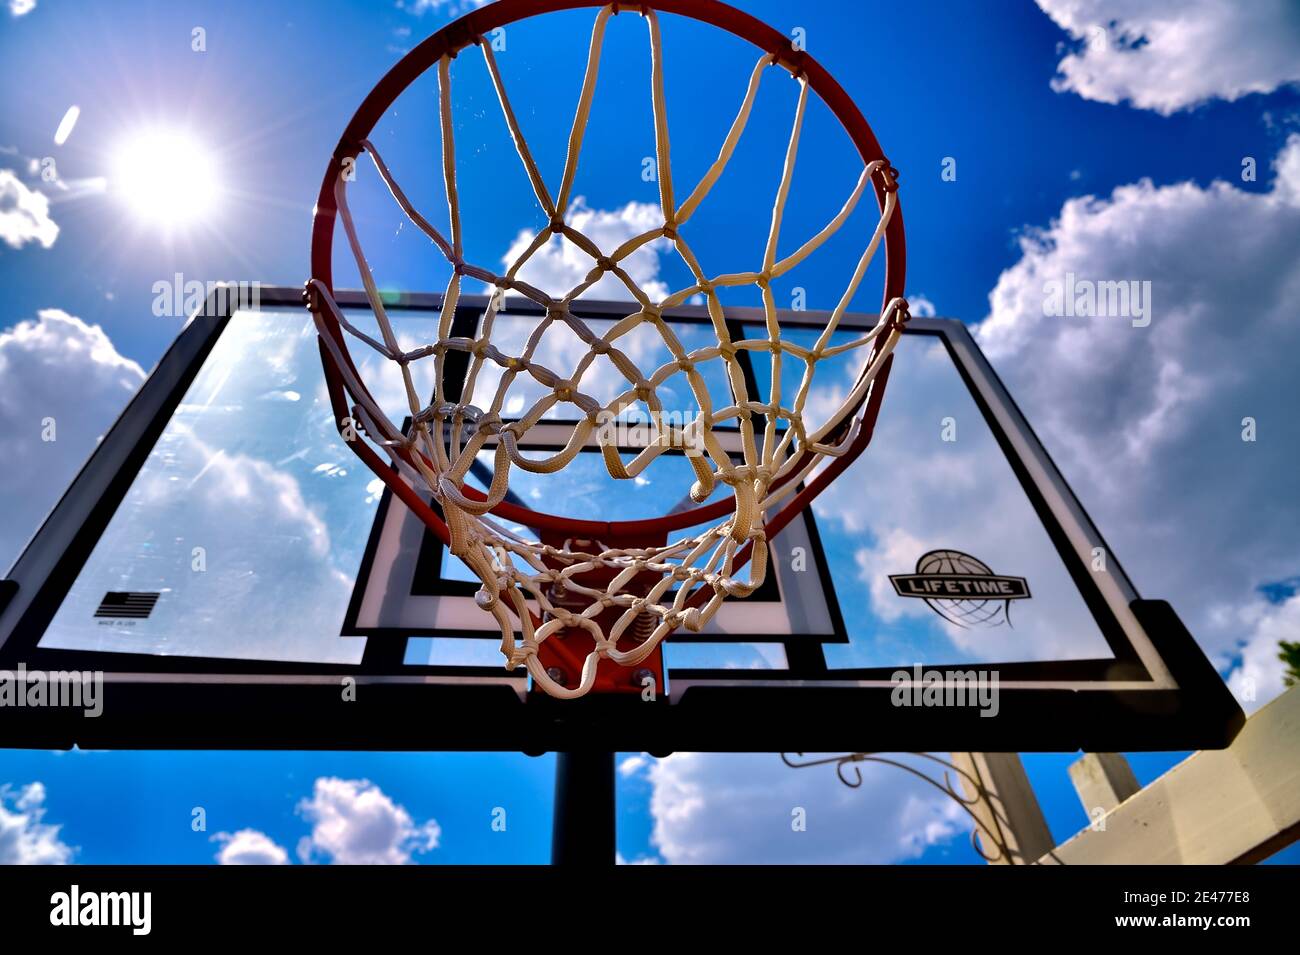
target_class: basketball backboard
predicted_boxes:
[0,286,1243,752]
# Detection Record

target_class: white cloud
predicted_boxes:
[0,169,59,248]
[443,199,688,418]
[618,754,649,778]
[296,778,441,865]
[35,426,366,663]
[0,309,145,568]
[1037,0,1300,114]
[1224,593,1299,712]
[2,309,394,667]
[213,829,290,865]
[974,135,1300,701]
[647,754,964,864]
[8,0,36,17]
[400,0,489,15]
[461,309,679,417]
[0,782,74,864]
[855,528,932,624]
[907,294,937,317]
[502,197,672,303]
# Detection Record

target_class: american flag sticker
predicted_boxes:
[94,591,160,619]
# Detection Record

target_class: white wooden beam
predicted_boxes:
[1040,686,1300,865]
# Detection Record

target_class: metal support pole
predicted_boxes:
[551,751,616,865]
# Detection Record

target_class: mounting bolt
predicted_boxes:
[546,667,568,687]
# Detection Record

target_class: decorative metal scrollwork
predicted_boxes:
[781,752,1019,864]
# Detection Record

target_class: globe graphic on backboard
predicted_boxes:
[918,550,1012,628]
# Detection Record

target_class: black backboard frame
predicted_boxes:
[0,286,1245,752]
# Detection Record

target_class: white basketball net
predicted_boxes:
[307,5,907,699]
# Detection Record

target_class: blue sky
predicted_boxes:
[2,0,1299,864]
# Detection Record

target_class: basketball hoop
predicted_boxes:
[306,0,908,699]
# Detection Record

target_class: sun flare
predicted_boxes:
[110,130,219,229]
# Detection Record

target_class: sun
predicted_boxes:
[110,129,220,229]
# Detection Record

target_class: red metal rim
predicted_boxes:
[309,0,906,541]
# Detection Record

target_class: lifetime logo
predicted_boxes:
[891,575,1030,598]
[888,549,1030,628]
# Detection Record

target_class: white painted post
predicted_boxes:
[950,752,1055,865]
[1069,752,1140,818]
